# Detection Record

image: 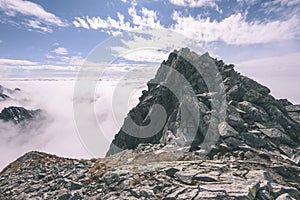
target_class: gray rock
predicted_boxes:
[260,128,294,145]
[69,182,83,191]
[286,105,300,124]
[271,183,300,199]
[240,132,267,148]
[174,171,195,185]
[237,101,269,123]
[165,187,186,199]
[285,105,300,112]
[218,121,238,138]
[276,193,296,200]
[165,167,180,177]
[177,188,198,199]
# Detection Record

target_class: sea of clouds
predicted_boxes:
[0,79,146,170]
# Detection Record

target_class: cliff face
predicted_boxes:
[0,49,300,199]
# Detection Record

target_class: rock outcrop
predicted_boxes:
[0,106,43,124]
[0,48,299,199]
[0,106,48,142]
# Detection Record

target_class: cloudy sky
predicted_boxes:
[0,0,300,99]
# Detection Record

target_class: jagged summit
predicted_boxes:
[106,48,300,160]
[1,49,300,199]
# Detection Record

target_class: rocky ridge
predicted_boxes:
[0,144,299,199]
[0,48,299,199]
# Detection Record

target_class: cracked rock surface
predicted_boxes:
[0,144,299,199]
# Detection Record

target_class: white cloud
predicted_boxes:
[72,3,300,45]
[59,55,84,66]
[73,17,90,29]
[54,47,68,55]
[107,28,204,63]
[0,57,84,74]
[0,58,36,66]
[11,65,79,71]
[25,19,52,32]
[82,13,131,32]
[73,7,162,35]
[264,0,300,7]
[0,0,67,32]
[169,0,219,8]
[262,0,300,18]
[236,0,259,5]
[0,64,79,71]
[171,11,300,44]
[121,49,169,63]
[128,7,161,28]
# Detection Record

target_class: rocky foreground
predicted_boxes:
[0,144,299,199]
[1,48,300,199]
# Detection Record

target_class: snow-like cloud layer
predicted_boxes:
[54,47,68,55]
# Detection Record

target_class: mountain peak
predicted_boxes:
[106,50,300,160]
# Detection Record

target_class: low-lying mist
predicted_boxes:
[0,80,145,170]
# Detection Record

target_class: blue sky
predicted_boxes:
[0,0,300,80]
